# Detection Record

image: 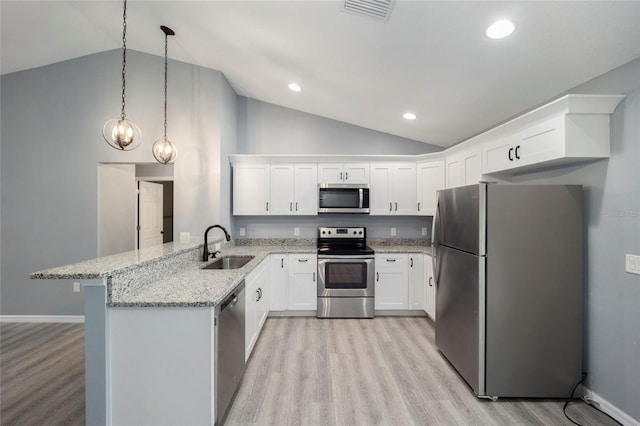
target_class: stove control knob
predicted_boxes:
[328,231,331,234]
[359,231,363,235]
[322,231,325,235]
[353,231,357,235]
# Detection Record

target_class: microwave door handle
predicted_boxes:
[359,188,363,209]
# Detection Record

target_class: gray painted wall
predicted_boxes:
[238,97,441,155]
[1,49,236,315]
[489,58,640,421]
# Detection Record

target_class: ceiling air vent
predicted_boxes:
[344,0,396,21]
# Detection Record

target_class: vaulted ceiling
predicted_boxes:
[2,1,639,147]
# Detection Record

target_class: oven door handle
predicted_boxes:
[317,255,375,260]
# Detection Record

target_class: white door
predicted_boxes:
[97,163,136,257]
[139,181,164,249]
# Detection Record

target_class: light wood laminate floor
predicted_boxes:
[0,318,618,425]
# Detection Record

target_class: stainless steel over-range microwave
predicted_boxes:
[318,184,370,214]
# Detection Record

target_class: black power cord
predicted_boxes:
[563,372,588,425]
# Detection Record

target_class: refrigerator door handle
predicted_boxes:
[432,195,442,288]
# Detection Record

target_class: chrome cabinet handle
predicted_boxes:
[345,172,348,181]
[410,257,413,268]
[395,202,398,211]
[281,258,284,268]
[266,202,269,212]
[376,272,380,281]
[389,203,392,211]
[298,259,308,262]
[340,172,343,181]
[386,259,396,262]
[418,202,421,211]
[295,202,298,211]
[290,202,293,211]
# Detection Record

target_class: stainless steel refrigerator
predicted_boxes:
[432,183,583,399]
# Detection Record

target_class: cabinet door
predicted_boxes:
[343,163,370,184]
[515,115,566,168]
[269,255,288,312]
[370,163,394,216]
[408,255,425,310]
[317,163,343,184]
[462,148,481,185]
[233,164,270,215]
[287,254,317,311]
[374,254,408,310]
[245,275,259,362]
[483,136,516,174]
[425,254,436,320]
[417,160,445,216]
[256,264,269,332]
[394,164,417,215]
[294,164,318,215]
[270,164,294,215]
[445,156,463,188]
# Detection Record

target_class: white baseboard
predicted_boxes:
[582,387,639,426]
[0,315,85,323]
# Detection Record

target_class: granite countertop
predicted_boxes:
[31,237,430,309]
[110,245,316,308]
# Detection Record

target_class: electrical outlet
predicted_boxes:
[294,227,300,236]
[391,227,397,236]
[626,254,640,275]
[239,227,246,236]
[73,282,80,293]
[180,232,190,243]
[422,227,427,236]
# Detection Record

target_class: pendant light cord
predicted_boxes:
[120,0,128,120]
[163,32,168,139]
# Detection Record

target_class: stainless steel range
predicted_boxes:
[317,226,375,318]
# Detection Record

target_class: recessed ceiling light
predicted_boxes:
[288,83,301,92]
[486,20,515,39]
[403,112,417,120]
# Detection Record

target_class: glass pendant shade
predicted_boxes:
[152,137,177,164]
[103,118,141,150]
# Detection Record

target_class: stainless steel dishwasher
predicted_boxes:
[216,281,246,425]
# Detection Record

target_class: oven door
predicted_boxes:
[317,255,375,297]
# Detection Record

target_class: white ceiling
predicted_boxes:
[2,1,639,148]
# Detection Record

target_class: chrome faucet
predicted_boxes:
[203,225,231,261]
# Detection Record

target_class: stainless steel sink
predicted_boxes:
[202,256,254,270]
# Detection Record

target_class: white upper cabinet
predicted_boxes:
[482,114,611,175]
[318,163,369,184]
[233,164,270,215]
[294,164,318,215]
[269,163,318,215]
[269,164,295,215]
[370,163,417,215]
[446,147,481,188]
[417,160,445,216]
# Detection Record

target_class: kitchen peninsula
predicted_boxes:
[31,237,432,425]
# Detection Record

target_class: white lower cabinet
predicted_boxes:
[425,254,436,320]
[374,254,408,310]
[408,254,425,310]
[287,254,317,311]
[245,258,269,362]
[269,254,288,311]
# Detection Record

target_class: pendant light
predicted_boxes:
[102,0,141,151]
[152,26,177,164]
